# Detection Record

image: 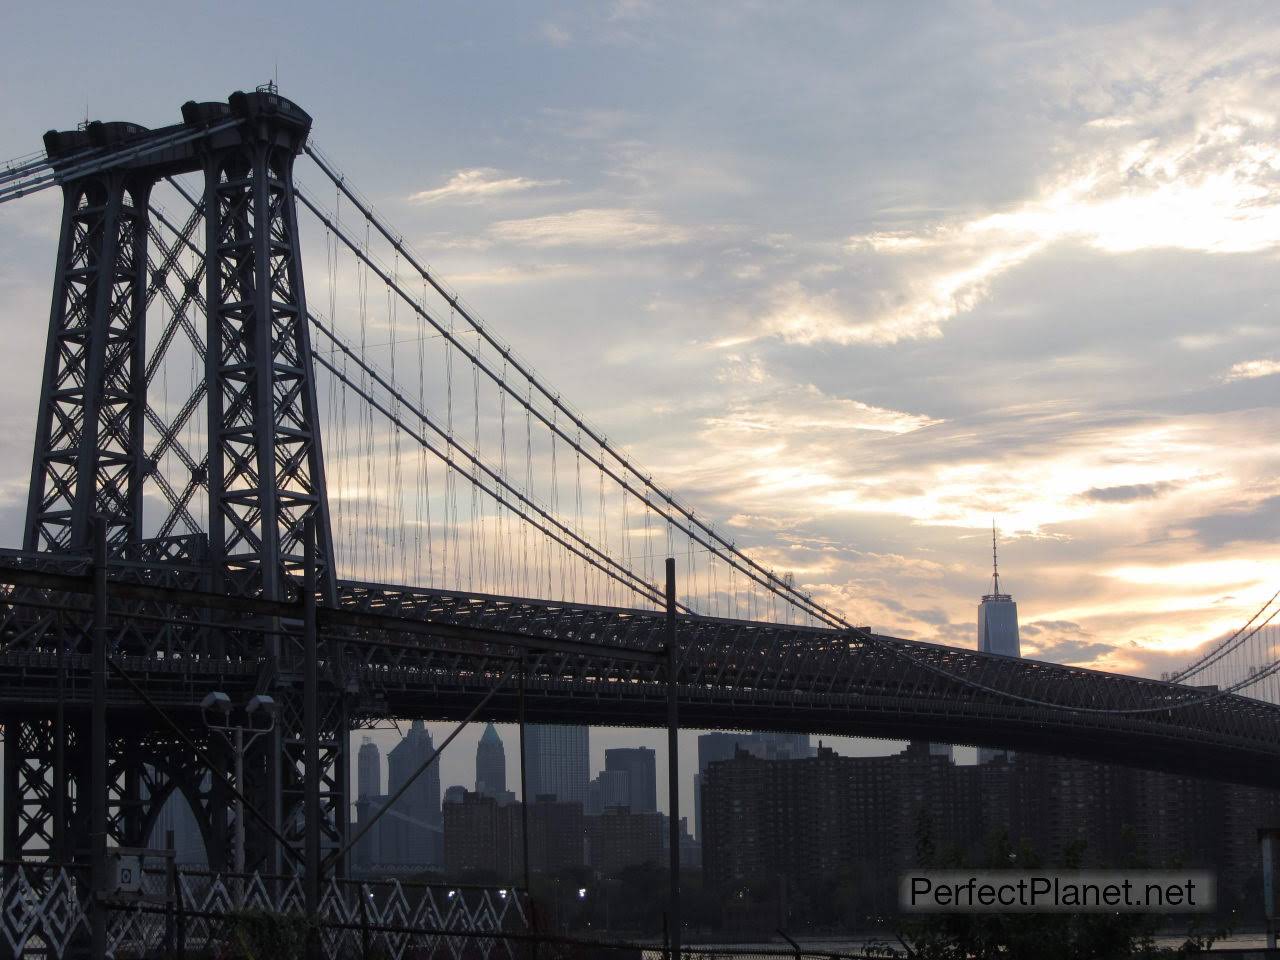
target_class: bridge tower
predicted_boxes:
[24,121,154,555]
[7,91,347,878]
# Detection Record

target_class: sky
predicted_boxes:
[2,1,1280,820]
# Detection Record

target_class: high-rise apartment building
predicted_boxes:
[694,731,812,839]
[444,791,523,879]
[524,724,589,804]
[587,807,666,875]
[700,744,1280,921]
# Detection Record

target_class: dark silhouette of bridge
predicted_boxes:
[1,88,1278,956]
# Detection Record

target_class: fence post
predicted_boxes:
[359,882,370,959]
[164,829,176,955]
[172,862,186,960]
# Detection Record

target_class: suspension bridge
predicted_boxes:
[0,87,1277,955]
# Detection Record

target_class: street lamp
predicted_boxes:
[202,691,276,889]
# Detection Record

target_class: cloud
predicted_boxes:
[444,263,592,287]
[408,169,561,205]
[705,357,941,436]
[706,392,935,435]
[1224,358,1280,381]
[489,208,692,247]
[1080,481,1182,503]
[540,22,571,47]
[731,49,1280,347]
[1186,495,1280,549]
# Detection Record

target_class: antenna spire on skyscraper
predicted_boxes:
[992,518,1001,596]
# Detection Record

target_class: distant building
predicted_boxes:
[444,791,522,879]
[977,523,1021,764]
[698,733,753,771]
[587,808,665,875]
[386,720,442,868]
[476,723,507,797]
[605,747,657,812]
[444,785,468,805]
[696,733,757,840]
[694,731,811,839]
[529,796,585,874]
[678,816,702,871]
[699,743,1280,920]
[524,725,589,804]
[586,769,631,816]
[358,737,381,798]
[752,732,812,761]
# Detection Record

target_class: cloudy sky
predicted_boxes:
[3,1,1280,811]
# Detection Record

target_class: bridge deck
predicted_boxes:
[1,551,1277,788]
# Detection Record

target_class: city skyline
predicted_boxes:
[349,539,1011,824]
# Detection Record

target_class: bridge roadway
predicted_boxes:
[1,548,1278,790]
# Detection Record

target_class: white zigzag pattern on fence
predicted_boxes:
[0,867,88,958]
[0,864,526,960]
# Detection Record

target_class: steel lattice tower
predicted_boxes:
[24,124,153,554]
[9,91,347,877]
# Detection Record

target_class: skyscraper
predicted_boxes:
[358,736,382,799]
[524,724,589,804]
[586,769,631,815]
[604,746,657,812]
[752,732,812,761]
[978,523,1021,764]
[387,720,443,866]
[475,722,507,796]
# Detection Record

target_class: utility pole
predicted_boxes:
[202,693,276,901]
[91,516,108,959]
[665,557,681,960]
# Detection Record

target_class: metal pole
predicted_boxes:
[518,651,537,960]
[359,883,371,959]
[665,557,681,960]
[54,624,66,861]
[165,828,176,955]
[234,725,245,902]
[91,516,108,959]
[173,836,187,960]
[518,652,531,897]
[303,515,321,949]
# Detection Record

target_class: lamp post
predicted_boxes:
[201,691,276,894]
